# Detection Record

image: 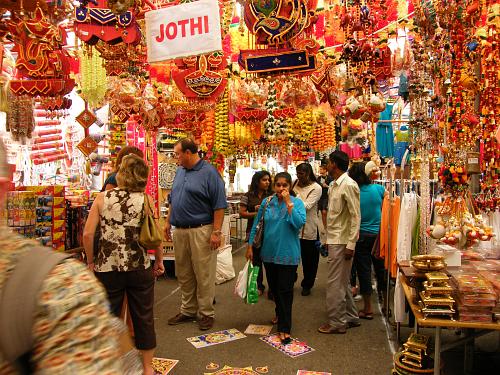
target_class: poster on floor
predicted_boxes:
[260,334,315,358]
[205,365,264,375]
[187,328,246,349]
[152,357,178,374]
[244,324,273,335]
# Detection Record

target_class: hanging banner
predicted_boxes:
[145,0,222,63]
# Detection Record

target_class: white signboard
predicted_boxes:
[145,0,222,63]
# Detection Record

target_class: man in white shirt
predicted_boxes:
[318,150,361,334]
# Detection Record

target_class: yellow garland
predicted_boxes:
[214,89,232,155]
[79,50,107,109]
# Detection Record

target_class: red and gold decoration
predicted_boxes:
[172,52,228,102]
[6,5,75,98]
[74,0,141,46]
[239,0,320,75]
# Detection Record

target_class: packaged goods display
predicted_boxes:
[6,191,36,238]
[17,186,66,251]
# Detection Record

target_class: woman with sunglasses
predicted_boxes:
[246,172,306,344]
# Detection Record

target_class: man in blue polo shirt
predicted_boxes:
[165,138,227,331]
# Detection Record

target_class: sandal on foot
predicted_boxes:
[358,310,374,320]
[279,333,291,345]
[271,316,278,325]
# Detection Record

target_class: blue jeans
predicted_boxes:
[354,232,378,296]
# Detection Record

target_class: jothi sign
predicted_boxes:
[145,0,222,63]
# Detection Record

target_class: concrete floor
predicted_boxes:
[152,246,393,375]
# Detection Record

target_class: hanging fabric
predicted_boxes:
[379,195,400,277]
[375,103,395,158]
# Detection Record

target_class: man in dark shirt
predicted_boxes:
[165,138,227,331]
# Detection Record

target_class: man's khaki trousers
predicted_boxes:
[173,225,217,318]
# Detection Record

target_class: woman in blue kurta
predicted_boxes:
[246,172,306,344]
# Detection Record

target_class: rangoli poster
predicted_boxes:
[187,328,246,349]
[260,334,315,358]
[152,357,178,374]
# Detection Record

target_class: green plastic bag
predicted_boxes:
[246,263,260,304]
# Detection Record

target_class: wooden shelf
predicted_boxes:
[400,274,500,331]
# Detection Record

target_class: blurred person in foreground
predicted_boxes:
[246,172,306,344]
[164,138,227,331]
[84,154,164,374]
[239,170,273,295]
[0,140,136,374]
[318,150,361,334]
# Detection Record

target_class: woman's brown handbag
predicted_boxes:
[252,197,272,249]
[139,194,162,250]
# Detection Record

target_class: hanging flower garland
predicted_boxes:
[214,89,231,155]
[79,50,107,109]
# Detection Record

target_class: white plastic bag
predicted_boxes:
[216,245,235,284]
[234,260,250,299]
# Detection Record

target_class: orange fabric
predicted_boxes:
[379,195,400,278]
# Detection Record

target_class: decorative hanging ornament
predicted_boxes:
[172,52,228,101]
[79,50,107,108]
[107,0,135,15]
[77,136,99,157]
[75,103,97,129]
[7,6,75,97]
[74,0,141,46]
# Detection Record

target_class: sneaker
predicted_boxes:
[198,315,214,331]
[318,323,346,334]
[168,313,195,325]
[301,288,311,296]
[354,294,362,301]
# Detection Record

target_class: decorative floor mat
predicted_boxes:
[260,334,315,358]
[152,357,178,374]
[187,328,246,349]
[244,324,273,335]
[205,365,263,375]
[296,371,332,375]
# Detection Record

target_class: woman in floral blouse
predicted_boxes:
[84,154,164,375]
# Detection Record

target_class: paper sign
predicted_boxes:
[145,0,222,62]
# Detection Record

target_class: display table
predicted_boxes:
[399,272,500,375]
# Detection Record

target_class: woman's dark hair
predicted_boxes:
[249,170,273,195]
[114,146,144,172]
[296,162,318,184]
[274,172,296,196]
[349,162,371,186]
[329,150,349,172]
